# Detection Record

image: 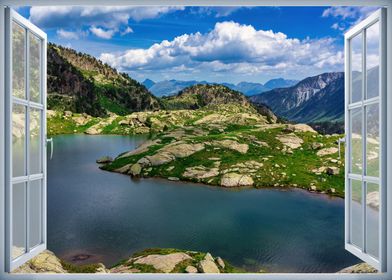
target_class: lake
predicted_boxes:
[47,134,360,273]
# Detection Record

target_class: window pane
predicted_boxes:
[366,22,380,100]
[12,22,25,99]
[350,180,363,248]
[12,182,26,259]
[29,180,42,249]
[13,104,26,177]
[30,109,42,174]
[29,33,41,103]
[366,182,379,259]
[366,103,379,177]
[351,33,363,103]
[350,108,362,174]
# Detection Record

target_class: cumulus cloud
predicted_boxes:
[29,6,184,38]
[89,26,116,39]
[99,21,343,78]
[56,29,80,40]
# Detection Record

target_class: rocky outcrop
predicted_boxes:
[212,140,249,154]
[277,134,303,149]
[338,263,377,273]
[13,250,67,274]
[96,156,113,164]
[133,252,192,273]
[183,166,219,179]
[221,173,254,187]
[317,147,338,156]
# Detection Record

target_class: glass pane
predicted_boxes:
[350,108,362,174]
[350,180,363,248]
[29,180,42,249]
[30,109,42,174]
[351,33,363,103]
[12,22,25,99]
[366,182,379,259]
[12,182,26,259]
[29,33,41,103]
[366,104,379,177]
[12,104,26,177]
[366,22,380,100]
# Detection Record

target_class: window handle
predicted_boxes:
[338,137,345,159]
[47,138,54,159]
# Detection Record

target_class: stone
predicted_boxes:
[119,140,160,158]
[198,260,220,273]
[166,166,175,171]
[95,263,109,273]
[110,266,140,273]
[168,177,180,181]
[311,142,324,150]
[204,253,214,262]
[309,185,317,191]
[292,124,317,133]
[329,188,336,193]
[317,147,338,157]
[96,156,113,164]
[13,250,67,273]
[183,166,219,179]
[130,163,142,176]
[212,140,248,154]
[114,164,133,174]
[277,134,303,149]
[64,111,73,117]
[338,263,377,273]
[220,173,254,187]
[185,266,198,273]
[326,167,340,175]
[216,257,225,269]
[134,252,192,273]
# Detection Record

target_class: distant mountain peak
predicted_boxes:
[142,78,155,89]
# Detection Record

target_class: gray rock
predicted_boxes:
[185,266,198,273]
[220,173,254,187]
[96,156,113,164]
[326,167,340,175]
[130,163,142,176]
[198,260,220,273]
[216,257,225,269]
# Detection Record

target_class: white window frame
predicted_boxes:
[344,9,387,272]
[0,0,391,280]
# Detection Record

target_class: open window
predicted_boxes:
[4,7,47,272]
[344,8,386,272]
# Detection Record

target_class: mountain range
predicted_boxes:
[47,43,345,125]
[250,72,344,123]
[143,78,298,97]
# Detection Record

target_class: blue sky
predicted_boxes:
[18,6,377,84]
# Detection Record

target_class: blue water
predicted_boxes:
[47,134,360,273]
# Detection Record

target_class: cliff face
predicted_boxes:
[47,43,160,117]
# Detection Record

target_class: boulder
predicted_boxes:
[134,252,192,273]
[277,134,303,149]
[220,173,254,187]
[204,253,214,262]
[114,163,132,174]
[13,250,67,273]
[96,156,113,164]
[168,177,180,181]
[185,266,198,273]
[183,166,219,179]
[119,140,160,158]
[64,111,73,117]
[311,142,324,150]
[212,140,248,154]
[317,147,338,157]
[326,167,340,175]
[198,260,220,273]
[216,257,225,269]
[292,124,317,133]
[130,163,142,176]
[338,263,377,273]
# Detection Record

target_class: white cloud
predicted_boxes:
[121,26,134,36]
[322,6,379,31]
[89,26,116,39]
[29,6,184,29]
[191,7,244,17]
[99,21,343,78]
[56,29,80,40]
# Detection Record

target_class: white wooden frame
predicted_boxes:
[344,9,387,272]
[0,0,391,280]
[4,7,47,272]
